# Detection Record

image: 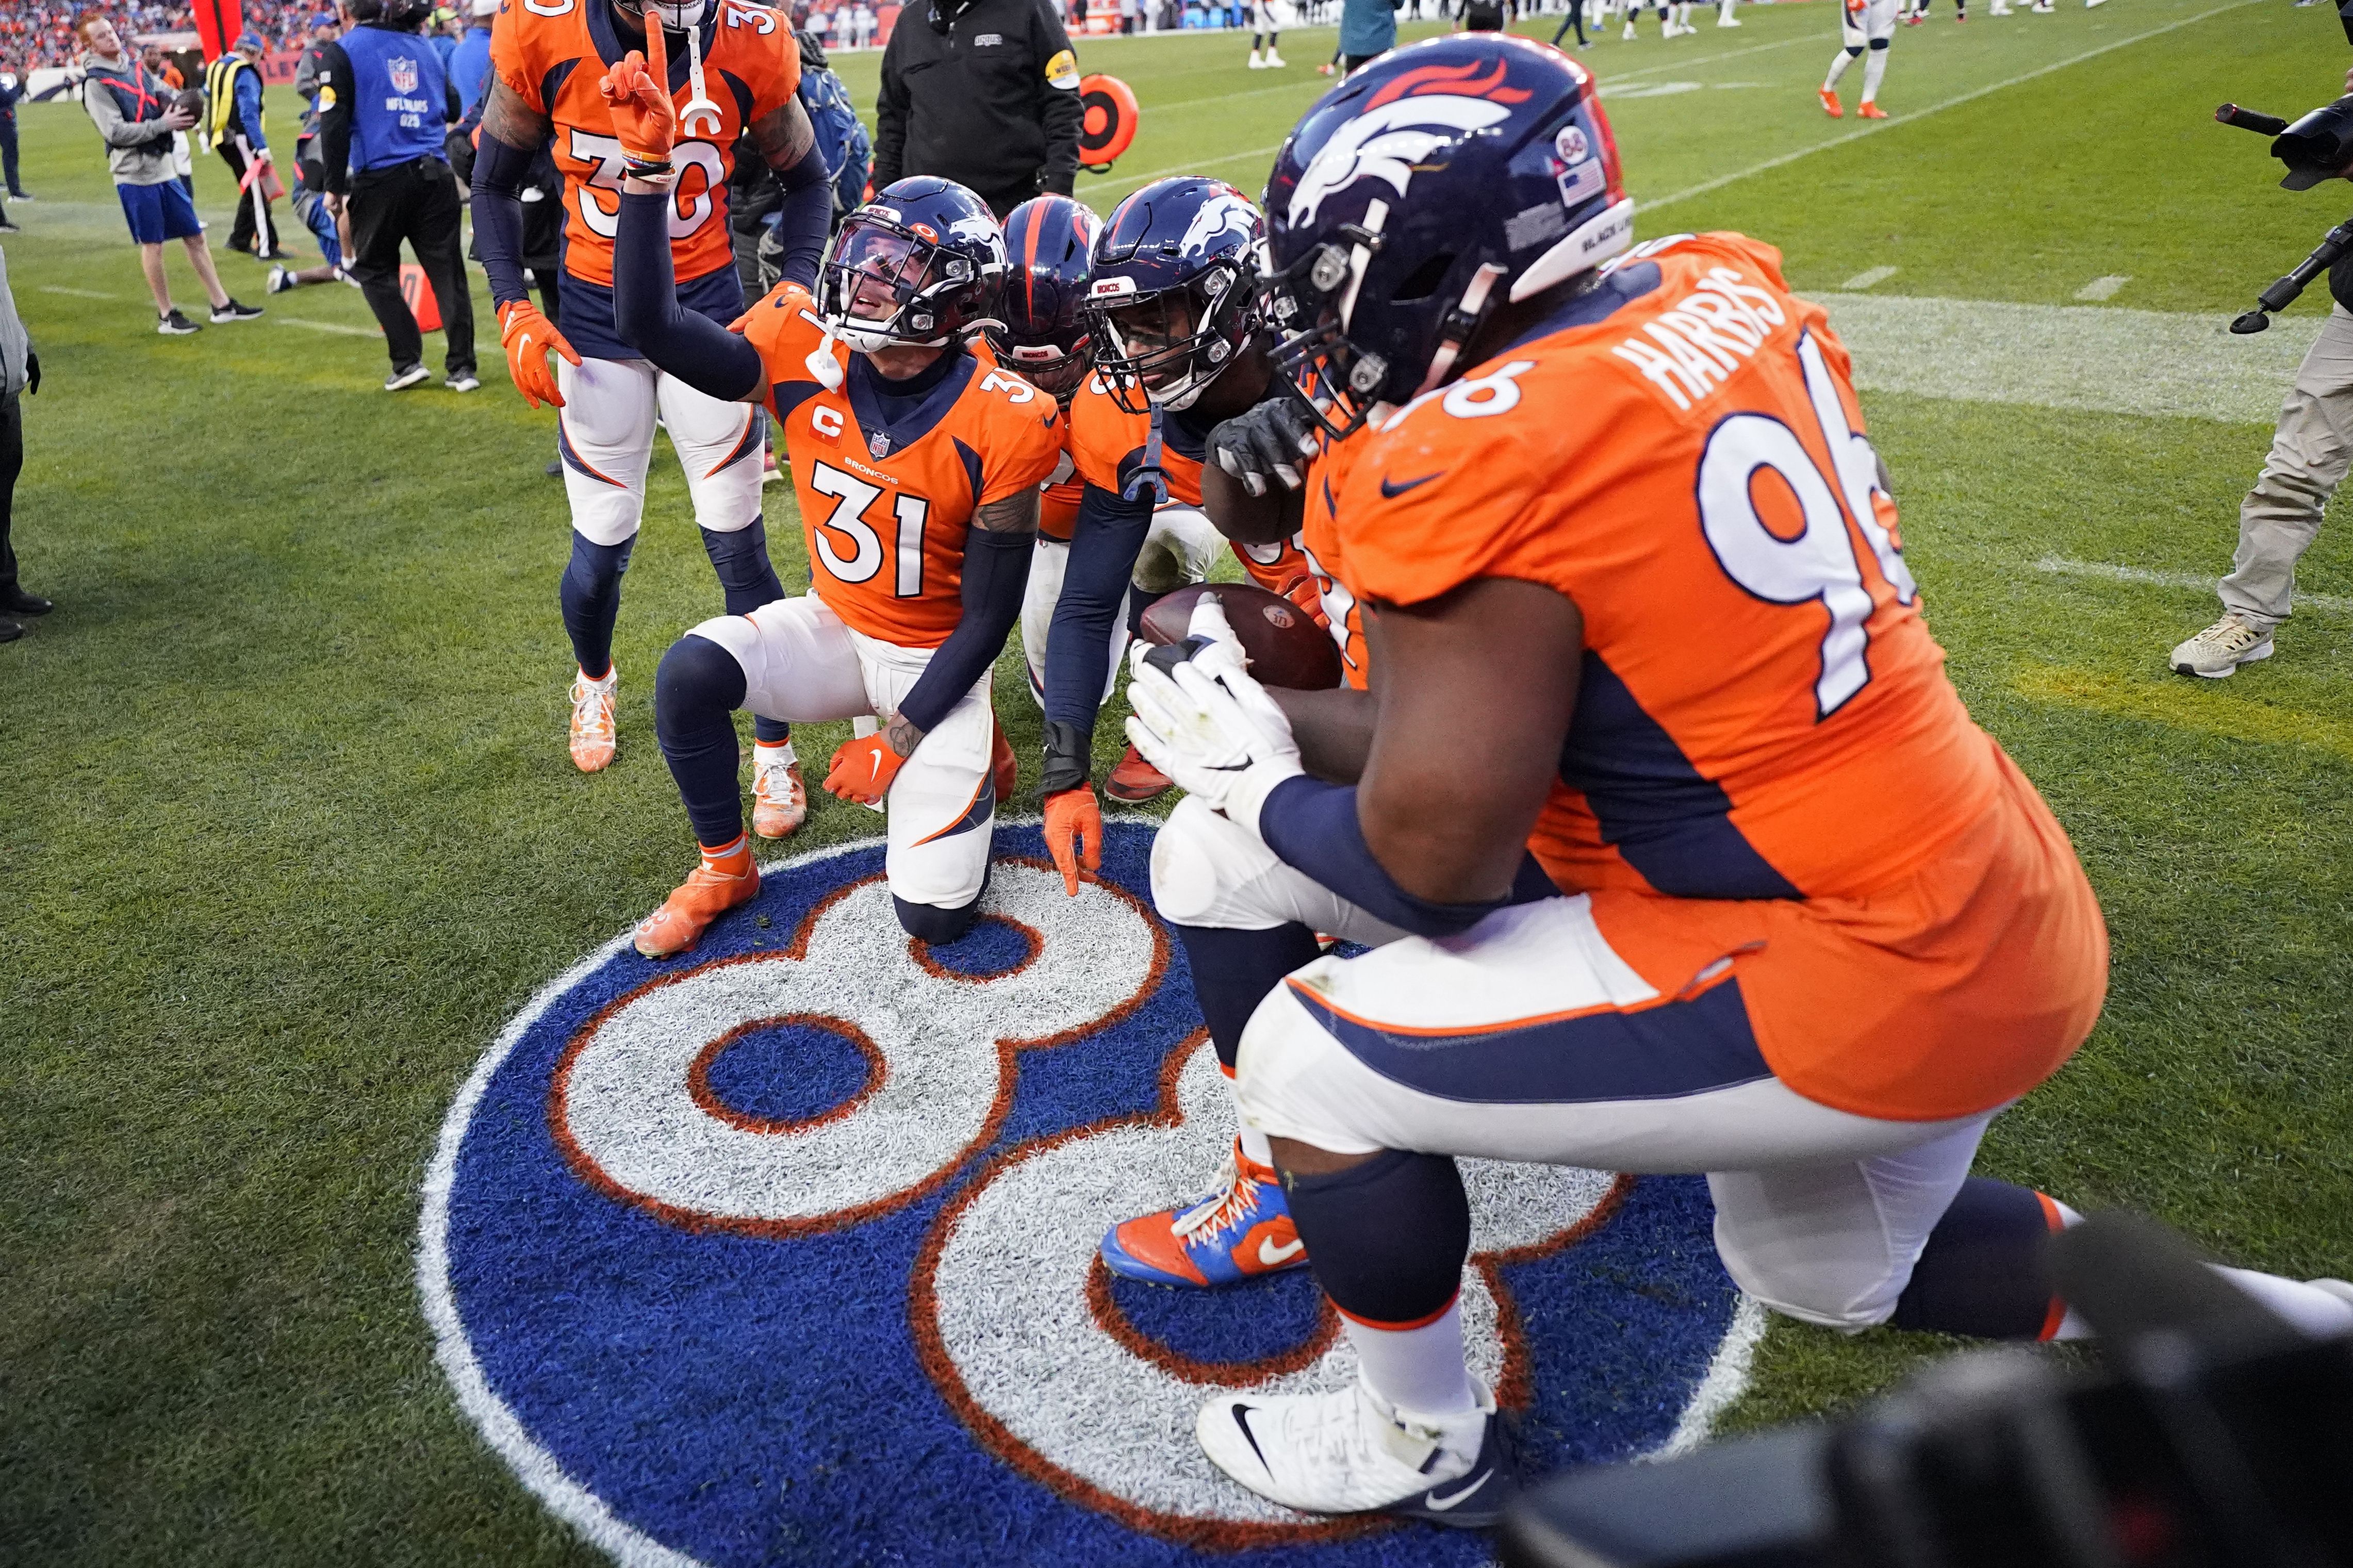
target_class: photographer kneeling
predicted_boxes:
[2172,66,2353,678]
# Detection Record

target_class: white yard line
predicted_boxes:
[38,285,115,299]
[2076,274,2131,301]
[275,316,379,337]
[1638,0,2259,212]
[2035,556,2353,615]
[1840,264,1899,290]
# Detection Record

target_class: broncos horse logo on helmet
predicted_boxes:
[995,195,1101,403]
[819,177,1009,355]
[1258,37,1636,438]
[1083,177,1263,416]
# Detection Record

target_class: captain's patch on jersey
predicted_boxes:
[421,822,1750,1564]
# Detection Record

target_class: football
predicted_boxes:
[1136,581,1343,691]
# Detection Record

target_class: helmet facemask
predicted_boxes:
[820,213,999,354]
[1087,258,1254,415]
[1003,336,1091,402]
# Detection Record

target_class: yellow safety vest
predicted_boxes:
[203,54,264,146]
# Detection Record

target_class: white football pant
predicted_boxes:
[1839,0,1900,44]
[1153,797,1994,1332]
[1020,503,1220,706]
[557,355,766,548]
[689,595,997,911]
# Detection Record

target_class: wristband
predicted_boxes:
[623,157,673,179]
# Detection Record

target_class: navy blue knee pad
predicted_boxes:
[895,863,993,945]
[1284,1149,1470,1327]
[1890,1177,2061,1339]
[1867,35,1888,48]
[560,532,635,679]
[699,518,790,746]
[654,634,750,847]
[1172,921,1323,1070]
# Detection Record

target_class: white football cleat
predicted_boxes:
[1197,1375,1511,1527]
[1265,48,1287,64]
[2169,613,2273,679]
[751,744,807,838]
[569,667,619,772]
[1248,50,1266,67]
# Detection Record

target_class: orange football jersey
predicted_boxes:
[490,0,799,289]
[1337,231,2004,905]
[739,283,1064,647]
[1066,376,1314,598]
[1039,434,1084,543]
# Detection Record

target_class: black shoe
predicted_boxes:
[10,192,31,201]
[546,458,564,477]
[0,220,22,234]
[210,298,265,323]
[0,617,21,643]
[158,308,202,336]
[0,586,52,615]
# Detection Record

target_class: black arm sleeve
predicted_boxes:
[769,137,833,292]
[317,42,355,194]
[612,189,766,402]
[871,38,906,188]
[1042,477,1151,739]
[895,525,1035,735]
[1033,2,1081,193]
[470,130,538,308]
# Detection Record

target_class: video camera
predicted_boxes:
[1500,1212,2353,1568]
[2213,0,2353,334]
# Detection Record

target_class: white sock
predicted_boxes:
[2217,1268,2353,1338]
[1237,1123,1275,1169]
[1861,47,1888,101]
[1825,48,1858,88]
[755,738,796,767]
[1345,1298,1479,1416]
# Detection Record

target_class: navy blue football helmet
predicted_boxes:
[995,194,1101,402]
[818,177,1008,353]
[1259,36,1634,437]
[1084,176,1264,415]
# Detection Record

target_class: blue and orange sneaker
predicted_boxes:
[1099,1140,1310,1287]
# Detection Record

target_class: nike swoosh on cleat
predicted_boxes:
[1422,1472,1491,1512]
[1379,473,1440,499]
[1230,1405,1271,1473]
[1257,1236,1305,1266]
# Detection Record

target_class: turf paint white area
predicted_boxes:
[1646,1294,1769,1462]
[2036,555,2353,616]
[1815,292,2323,423]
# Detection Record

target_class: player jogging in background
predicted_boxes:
[1247,0,1288,68]
[473,0,833,833]
[1094,33,2315,1525]
[1822,0,1896,118]
[602,43,1059,955]
[1040,177,1323,889]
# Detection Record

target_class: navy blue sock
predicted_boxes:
[1283,1149,1470,1326]
[560,532,634,679]
[1890,1177,2064,1339]
[700,518,791,747]
[894,864,992,944]
[654,634,749,847]
[1173,921,1324,1070]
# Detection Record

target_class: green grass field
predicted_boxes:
[4,1,2351,1559]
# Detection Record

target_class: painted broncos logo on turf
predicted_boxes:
[422,824,1749,1566]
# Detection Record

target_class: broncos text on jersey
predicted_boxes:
[490,0,799,289]
[741,283,1064,648]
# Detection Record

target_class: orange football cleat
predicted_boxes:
[751,744,806,839]
[1099,1140,1309,1288]
[1105,741,1173,803]
[1818,86,1844,118]
[633,838,760,958]
[569,667,618,773]
[991,717,1018,803]
[1858,99,1888,118]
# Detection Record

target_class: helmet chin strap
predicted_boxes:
[677,11,723,140]
[1415,262,1509,397]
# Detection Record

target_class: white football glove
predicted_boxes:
[1123,593,1302,835]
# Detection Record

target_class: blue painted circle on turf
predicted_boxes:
[918,913,1040,979]
[426,822,1744,1567]
[697,1017,878,1128]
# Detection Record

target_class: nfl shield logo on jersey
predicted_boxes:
[422,822,1755,1565]
[387,55,418,93]
[869,429,894,459]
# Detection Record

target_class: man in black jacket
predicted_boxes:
[871,0,1083,218]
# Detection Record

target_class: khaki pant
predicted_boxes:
[2219,304,2353,630]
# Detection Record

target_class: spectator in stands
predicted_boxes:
[873,0,1082,218]
[205,30,288,260]
[315,0,478,391]
[449,0,493,113]
[0,241,41,643]
[79,14,260,334]
[0,57,30,200]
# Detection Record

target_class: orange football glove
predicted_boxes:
[498,299,580,409]
[598,16,678,167]
[1274,570,1327,627]
[1043,785,1103,897]
[825,734,907,805]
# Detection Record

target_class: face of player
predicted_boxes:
[1103,287,1204,395]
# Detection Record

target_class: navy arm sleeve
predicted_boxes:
[470,130,539,308]
[1044,478,1153,734]
[612,189,766,403]
[896,526,1035,735]
[768,137,833,292]
[1257,775,1564,939]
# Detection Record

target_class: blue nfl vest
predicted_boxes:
[337,24,449,173]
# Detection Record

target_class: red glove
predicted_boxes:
[1043,786,1102,897]
[598,18,678,167]
[498,299,580,410]
[1274,570,1328,629]
[826,734,907,805]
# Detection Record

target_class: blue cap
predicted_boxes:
[235,29,267,49]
